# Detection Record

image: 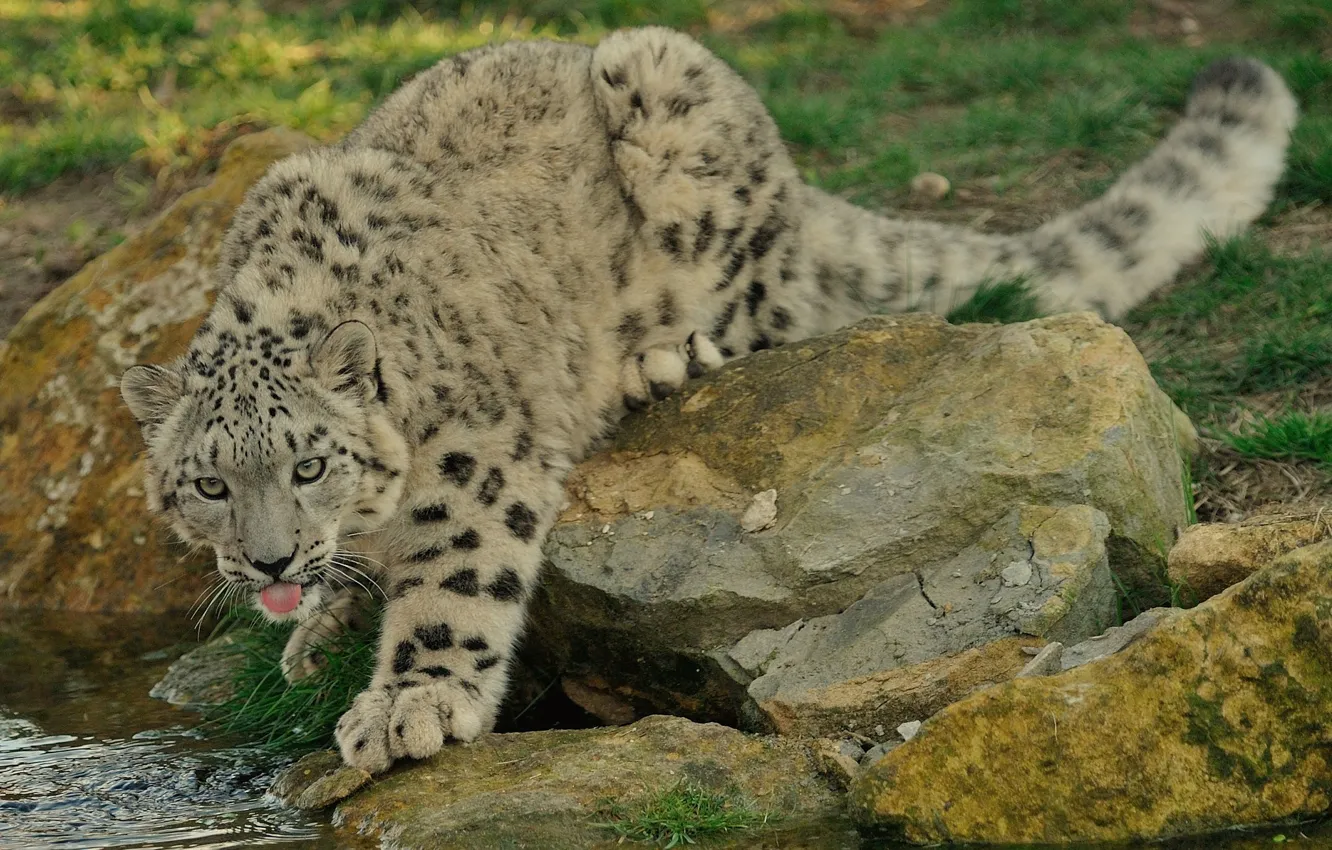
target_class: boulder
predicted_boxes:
[851,539,1332,845]
[0,129,314,613]
[1168,509,1330,603]
[270,715,854,849]
[527,312,1193,727]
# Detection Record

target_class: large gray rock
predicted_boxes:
[722,504,1117,736]
[271,715,855,849]
[525,313,1192,729]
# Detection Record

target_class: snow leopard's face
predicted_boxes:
[121,319,408,622]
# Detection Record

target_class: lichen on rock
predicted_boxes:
[851,539,1332,845]
[0,129,315,613]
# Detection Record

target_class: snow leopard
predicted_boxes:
[119,27,1296,774]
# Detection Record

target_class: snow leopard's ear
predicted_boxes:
[312,320,379,404]
[120,362,185,426]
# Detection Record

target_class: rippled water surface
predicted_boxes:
[0,611,333,850]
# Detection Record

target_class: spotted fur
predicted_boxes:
[120,29,1296,775]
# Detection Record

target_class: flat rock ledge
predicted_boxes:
[271,715,856,849]
[851,539,1332,845]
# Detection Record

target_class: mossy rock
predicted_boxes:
[851,539,1332,844]
[0,129,314,613]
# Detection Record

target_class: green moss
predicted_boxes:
[1183,691,1252,787]
[1293,614,1321,651]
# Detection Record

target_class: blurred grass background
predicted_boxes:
[1,0,1330,517]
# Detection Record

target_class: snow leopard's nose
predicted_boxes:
[249,551,295,579]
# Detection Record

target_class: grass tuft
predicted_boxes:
[595,781,772,848]
[1237,328,1332,393]
[205,609,377,753]
[1224,412,1332,466]
[946,277,1043,325]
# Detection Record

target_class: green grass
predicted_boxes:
[205,610,377,752]
[946,277,1043,325]
[1225,412,1332,466]
[595,781,772,848]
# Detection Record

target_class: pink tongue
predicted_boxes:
[260,582,302,614]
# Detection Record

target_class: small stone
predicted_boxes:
[909,172,951,201]
[297,765,371,809]
[1021,645,1041,656]
[1179,16,1199,34]
[740,488,779,532]
[896,720,922,741]
[149,634,244,708]
[860,741,899,770]
[815,738,862,789]
[642,511,654,520]
[1001,561,1032,587]
[1016,641,1064,678]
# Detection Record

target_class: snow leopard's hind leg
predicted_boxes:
[592,27,818,389]
[596,33,1297,377]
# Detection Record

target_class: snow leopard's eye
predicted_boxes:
[195,477,228,500]
[293,457,327,484]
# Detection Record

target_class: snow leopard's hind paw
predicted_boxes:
[619,331,725,412]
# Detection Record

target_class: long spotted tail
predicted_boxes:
[796,57,1298,325]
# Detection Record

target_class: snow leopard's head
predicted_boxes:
[121,317,407,622]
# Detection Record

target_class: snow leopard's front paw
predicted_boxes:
[619,332,725,411]
[334,681,491,772]
[386,680,488,761]
[335,687,395,774]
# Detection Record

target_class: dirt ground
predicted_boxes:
[0,170,182,338]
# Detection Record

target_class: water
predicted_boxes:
[0,611,333,850]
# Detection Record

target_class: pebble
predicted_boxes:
[860,741,899,770]
[897,720,922,741]
[909,171,951,201]
[1001,561,1032,587]
[1016,642,1064,678]
[740,489,779,532]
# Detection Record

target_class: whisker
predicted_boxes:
[337,551,389,572]
[187,577,224,620]
[330,556,385,596]
[326,562,379,598]
[322,564,364,599]
[192,581,230,633]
